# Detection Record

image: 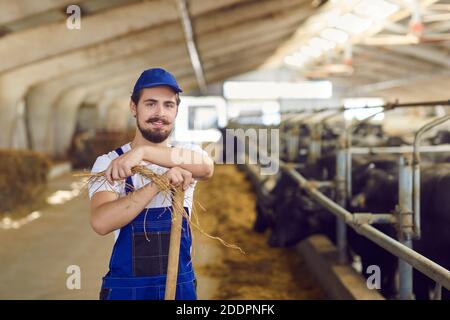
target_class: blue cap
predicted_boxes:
[132,68,182,96]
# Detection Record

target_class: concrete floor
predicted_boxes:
[0,172,113,299]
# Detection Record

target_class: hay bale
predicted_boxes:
[70,130,135,169]
[0,149,51,214]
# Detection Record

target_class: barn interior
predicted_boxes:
[0,0,449,300]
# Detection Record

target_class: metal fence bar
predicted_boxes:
[397,156,414,299]
[241,135,450,291]
[341,100,450,206]
[352,213,397,225]
[351,144,450,154]
[231,102,450,293]
[433,283,442,300]
[335,148,348,264]
[281,164,450,291]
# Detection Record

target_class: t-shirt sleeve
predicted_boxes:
[88,154,121,199]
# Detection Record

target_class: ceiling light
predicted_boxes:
[354,0,399,20]
[309,37,336,50]
[284,55,307,67]
[320,28,349,43]
[332,13,372,34]
[300,45,322,58]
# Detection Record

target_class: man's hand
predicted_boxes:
[105,146,145,184]
[163,167,194,191]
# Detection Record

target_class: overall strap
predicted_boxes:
[114,146,134,194]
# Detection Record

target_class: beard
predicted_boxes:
[137,115,173,143]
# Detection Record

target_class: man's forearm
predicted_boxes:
[141,145,213,180]
[91,182,160,235]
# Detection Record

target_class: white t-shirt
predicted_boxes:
[88,141,208,241]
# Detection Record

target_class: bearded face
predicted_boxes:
[131,86,178,143]
[136,113,173,143]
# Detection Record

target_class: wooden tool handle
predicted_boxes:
[164,187,185,300]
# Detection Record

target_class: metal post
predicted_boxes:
[308,125,321,164]
[345,144,352,203]
[246,133,450,290]
[287,127,299,162]
[335,148,348,264]
[397,156,414,300]
[433,282,442,300]
[412,162,421,239]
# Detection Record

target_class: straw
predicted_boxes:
[76,166,245,254]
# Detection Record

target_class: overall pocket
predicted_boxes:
[132,230,170,276]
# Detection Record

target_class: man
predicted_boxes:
[88,68,214,300]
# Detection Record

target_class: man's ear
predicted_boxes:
[130,100,137,117]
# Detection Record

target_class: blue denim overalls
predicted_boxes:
[99,146,197,300]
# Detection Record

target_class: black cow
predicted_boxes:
[413,163,450,300]
[265,154,345,248]
[266,171,305,247]
[429,130,450,145]
[251,123,449,299]
[259,153,401,298]
[349,157,399,299]
[258,153,396,248]
[352,162,450,299]
[253,174,282,234]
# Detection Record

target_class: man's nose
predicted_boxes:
[153,103,164,116]
[157,104,171,117]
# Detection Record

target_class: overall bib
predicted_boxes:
[99,146,197,300]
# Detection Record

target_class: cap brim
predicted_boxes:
[137,83,182,93]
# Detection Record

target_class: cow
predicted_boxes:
[264,162,336,247]
[348,157,399,299]
[257,152,402,298]
[428,130,450,145]
[413,163,450,300]
[251,122,449,299]
[351,162,450,299]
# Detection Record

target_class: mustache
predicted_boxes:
[146,117,170,125]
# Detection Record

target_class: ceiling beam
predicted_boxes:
[353,45,440,72]
[176,0,207,94]
[0,0,254,73]
[0,0,307,96]
[197,2,312,57]
[0,0,84,26]
[383,44,450,68]
[194,0,308,33]
[350,71,450,94]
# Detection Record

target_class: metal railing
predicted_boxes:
[248,135,450,298]
[232,99,450,300]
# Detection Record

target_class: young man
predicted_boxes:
[88,68,214,300]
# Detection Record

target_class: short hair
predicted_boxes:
[131,88,181,106]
